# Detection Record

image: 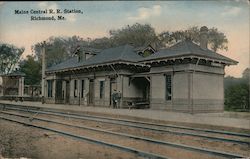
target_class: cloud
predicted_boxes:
[233,0,249,5]
[221,6,241,17]
[67,14,77,22]
[128,5,162,20]
[38,2,58,11]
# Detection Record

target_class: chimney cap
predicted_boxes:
[200,26,209,32]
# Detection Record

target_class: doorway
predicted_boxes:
[109,78,117,106]
[65,81,70,104]
[89,79,94,105]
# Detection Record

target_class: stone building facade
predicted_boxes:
[44,26,237,113]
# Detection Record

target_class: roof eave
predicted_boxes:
[46,60,149,74]
[141,54,238,66]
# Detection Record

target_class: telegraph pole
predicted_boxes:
[41,41,46,103]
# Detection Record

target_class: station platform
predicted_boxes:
[0,100,249,130]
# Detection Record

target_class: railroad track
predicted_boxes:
[0,115,168,159]
[2,105,250,146]
[0,104,249,159]
[0,110,247,159]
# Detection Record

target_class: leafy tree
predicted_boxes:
[159,26,228,52]
[242,67,250,81]
[32,36,88,68]
[225,83,249,111]
[224,68,250,112]
[89,37,114,49]
[0,43,24,74]
[19,55,41,85]
[32,24,229,69]
[109,23,161,48]
[208,27,228,52]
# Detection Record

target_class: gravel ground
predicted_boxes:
[0,109,249,159]
[28,111,249,156]
[0,120,144,159]
[56,108,250,133]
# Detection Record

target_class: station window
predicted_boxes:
[74,80,78,97]
[100,81,105,99]
[47,80,53,97]
[165,75,172,100]
[81,80,85,98]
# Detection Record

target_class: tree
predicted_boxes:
[159,26,228,52]
[225,83,249,111]
[89,37,114,49]
[32,24,229,68]
[242,68,250,81]
[0,43,24,74]
[109,23,161,48]
[208,27,228,52]
[19,55,41,85]
[224,68,250,112]
[32,36,88,68]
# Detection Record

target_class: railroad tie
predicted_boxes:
[29,112,39,122]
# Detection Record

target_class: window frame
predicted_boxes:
[165,74,172,101]
[81,80,85,98]
[74,80,78,97]
[47,80,53,98]
[99,80,105,99]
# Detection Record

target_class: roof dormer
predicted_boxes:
[135,44,156,57]
[73,46,101,62]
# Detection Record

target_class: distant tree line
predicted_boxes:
[31,23,229,68]
[224,68,250,112]
[0,23,230,87]
[0,23,248,112]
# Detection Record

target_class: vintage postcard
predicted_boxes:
[0,1,249,159]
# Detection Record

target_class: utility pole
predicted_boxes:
[41,41,46,103]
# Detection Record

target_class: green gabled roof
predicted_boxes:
[47,44,145,72]
[141,39,238,65]
[47,40,238,73]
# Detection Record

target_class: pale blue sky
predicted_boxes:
[0,1,249,77]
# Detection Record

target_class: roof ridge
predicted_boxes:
[184,40,191,52]
[119,44,131,60]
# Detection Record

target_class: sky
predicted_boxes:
[0,1,249,77]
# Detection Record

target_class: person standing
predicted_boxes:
[112,90,118,108]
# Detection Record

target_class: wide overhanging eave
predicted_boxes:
[45,61,150,74]
[141,55,238,66]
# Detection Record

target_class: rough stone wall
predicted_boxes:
[150,74,167,110]
[149,64,225,113]
[94,77,110,107]
[44,64,226,113]
[192,72,224,113]
[172,72,189,111]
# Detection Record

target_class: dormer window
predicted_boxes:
[141,49,154,57]
[138,47,155,57]
[136,44,156,58]
[85,52,96,60]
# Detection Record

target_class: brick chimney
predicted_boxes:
[200,26,209,50]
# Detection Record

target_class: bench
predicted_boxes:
[127,101,149,109]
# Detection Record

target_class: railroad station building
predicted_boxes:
[44,26,237,113]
